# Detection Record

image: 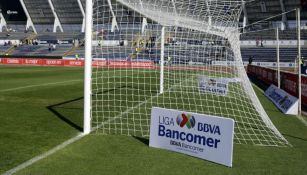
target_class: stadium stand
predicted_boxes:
[11,44,72,56]
[240,29,307,40]
[51,0,83,31]
[241,48,307,62]
[0,45,10,55]
[0,32,31,40]
[23,0,55,31]
[242,0,307,26]
[67,46,85,58]
[0,0,306,63]
[35,32,84,42]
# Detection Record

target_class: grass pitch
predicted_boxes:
[0,65,307,175]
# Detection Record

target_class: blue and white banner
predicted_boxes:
[149,107,234,167]
[265,84,298,115]
[244,62,296,68]
[198,76,229,96]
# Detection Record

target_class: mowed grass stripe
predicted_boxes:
[12,85,307,175]
[0,66,84,174]
[1,65,307,175]
[0,66,84,91]
[0,79,83,93]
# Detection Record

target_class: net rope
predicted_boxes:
[91,0,289,146]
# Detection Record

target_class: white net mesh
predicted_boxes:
[91,0,289,146]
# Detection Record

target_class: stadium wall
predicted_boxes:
[247,65,307,108]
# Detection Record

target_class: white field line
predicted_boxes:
[1,79,188,175]
[1,71,143,174]
[252,83,307,127]
[1,79,84,175]
[93,79,188,131]
[0,79,83,93]
[296,115,307,126]
[2,133,85,175]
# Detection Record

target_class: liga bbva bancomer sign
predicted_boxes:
[149,107,234,167]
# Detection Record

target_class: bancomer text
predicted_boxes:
[158,125,221,148]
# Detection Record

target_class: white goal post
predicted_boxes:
[83,0,290,147]
[84,0,93,134]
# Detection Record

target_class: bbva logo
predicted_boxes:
[176,113,196,129]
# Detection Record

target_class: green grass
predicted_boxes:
[0,66,83,174]
[0,65,307,175]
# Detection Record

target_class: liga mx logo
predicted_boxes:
[176,113,196,129]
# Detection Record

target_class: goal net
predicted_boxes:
[90,0,289,146]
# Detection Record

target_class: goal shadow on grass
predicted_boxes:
[282,133,307,142]
[133,136,150,146]
[45,86,152,132]
[47,97,84,132]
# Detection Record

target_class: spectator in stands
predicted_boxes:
[300,57,306,75]
[224,5,231,15]
[256,38,259,47]
[52,44,56,51]
[303,0,307,10]
[75,54,80,60]
[248,56,254,65]
[167,56,172,65]
[48,44,52,52]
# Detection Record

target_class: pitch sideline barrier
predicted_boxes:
[247,65,307,108]
[0,58,154,68]
[0,58,236,73]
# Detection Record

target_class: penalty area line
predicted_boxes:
[2,133,85,175]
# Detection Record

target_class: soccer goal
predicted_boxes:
[84,0,289,146]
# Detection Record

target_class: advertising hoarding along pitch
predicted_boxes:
[198,75,229,96]
[149,107,234,167]
[265,85,298,115]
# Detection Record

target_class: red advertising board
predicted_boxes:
[63,60,84,67]
[280,72,297,97]
[92,60,107,67]
[43,59,64,66]
[92,60,154,69]
[23,59,43,65]
[131,61,154,68]
[0,58,155,69]
[5,58,23,65]
[302,76,307,105]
